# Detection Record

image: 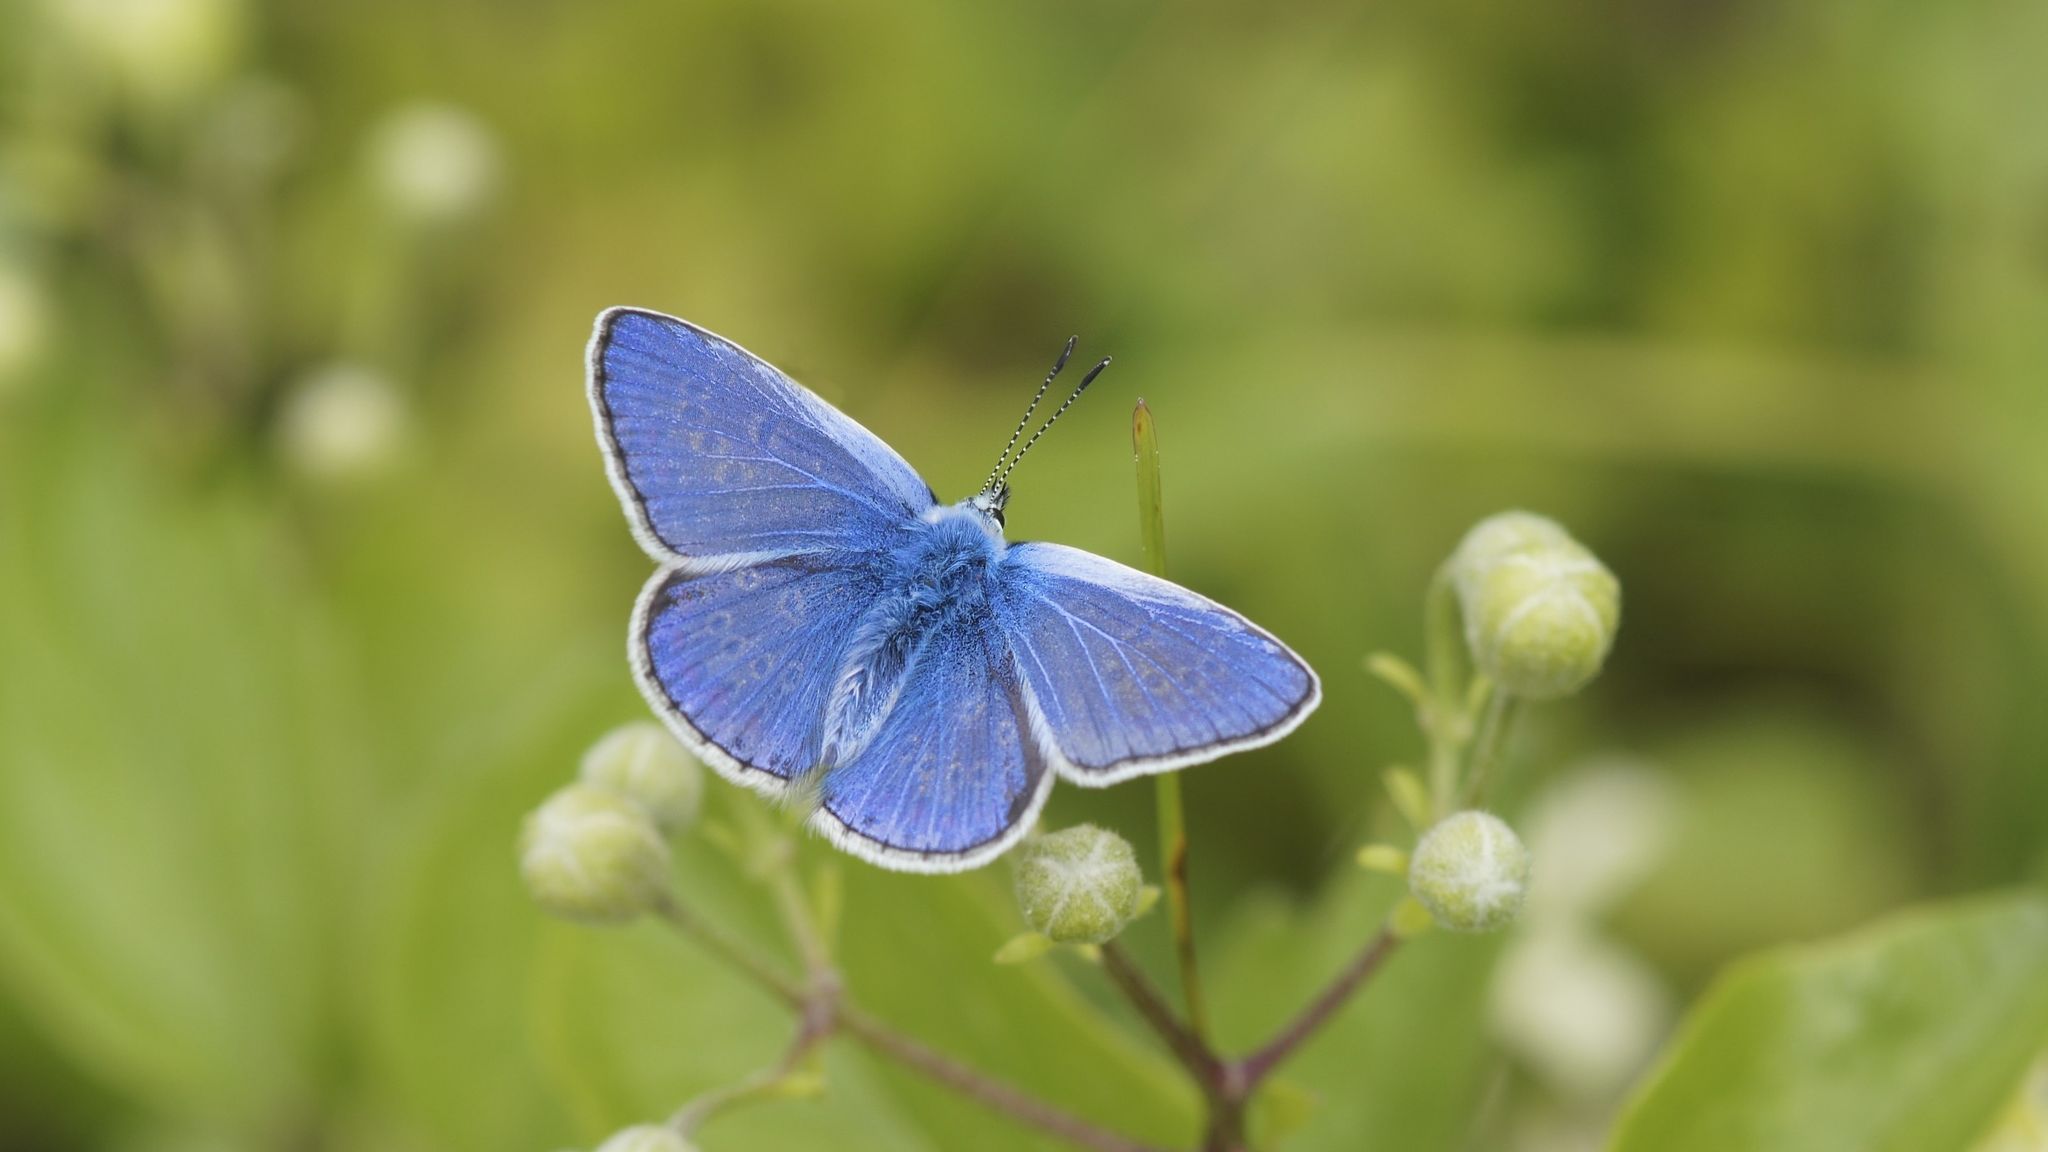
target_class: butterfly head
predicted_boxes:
[968,484,1010,528]
[976,336,1111,521]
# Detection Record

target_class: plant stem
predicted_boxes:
[654,895,805,1009]
[1101,941,1219,1081]
[838,1005,1176,1152]
[1133,398,1212,1043]
[1460,691,1517,809]
[1423,566,1466,819]
[1236,925,1402,1085]
[654,894,1170,1152]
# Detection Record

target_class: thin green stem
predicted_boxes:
[653,895,805,1009]
[1422,566,1468,819]
[1133,398,1211,1044]
[771,862,833,979]
[1460,690,1518,810]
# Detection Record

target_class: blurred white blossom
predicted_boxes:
[1492,924,1672,1104]
[1490,760,1678,1144]
[276,363,408,481]
[367,103,500,223]
[1520,758,1677,922]
[47,0,242,105]
[0,261,48,392]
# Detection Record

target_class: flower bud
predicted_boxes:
[1408,810,1531,933]
[1450,511,1619,700]
[1013,825,1143,945]
[594,1126,696,1152]
[579,723,704,835]
[519,784,672,924]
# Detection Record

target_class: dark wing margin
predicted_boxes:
[632,556,885,794]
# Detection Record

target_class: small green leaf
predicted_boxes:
[992,933,1055,965]
[1382,768,1432,832]
[1610,892,2048,1152]
[1364,653,1429,712]
[1133,885,1164,920]
[1355,845,1409,876]
[1390,898,1435,939]
[1250,1076,1321,1147]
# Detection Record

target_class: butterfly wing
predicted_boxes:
[589,307,935,566]
[810,614,1052,873]
[993,542,1320,784]
[634,557,887,793]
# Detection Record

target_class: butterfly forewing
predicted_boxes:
[590,308,934,565]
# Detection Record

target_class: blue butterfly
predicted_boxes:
[588,308,1320,872]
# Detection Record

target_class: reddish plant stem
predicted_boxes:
[1101,942,1221,1082]
[1236,925,1402,1086]
[657,897,1171,1152]
[839,1005,1176,1152]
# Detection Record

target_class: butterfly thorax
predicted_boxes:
[814,502,1007,771]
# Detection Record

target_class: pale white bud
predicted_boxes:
[1408,810,1531,933]
[520,784,672,924]
[1013,825,1143,945]
[1450,511,1619,700]
[578,723,704,836]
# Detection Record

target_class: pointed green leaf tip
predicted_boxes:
[1013,825,1145,945]
[593,1125,697,1152]
[519,784,672,924]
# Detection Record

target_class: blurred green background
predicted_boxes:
[3,0,2046,1149]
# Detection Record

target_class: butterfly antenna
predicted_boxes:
[996,354,1111,487]
[983,336,1077,494]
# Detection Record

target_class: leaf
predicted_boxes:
[1610,891,2048,1152]
[993,933,1055,965]
[0,423,358,1128]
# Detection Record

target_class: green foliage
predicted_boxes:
[1611,892,2048,1152]
[5,0,2048,1146]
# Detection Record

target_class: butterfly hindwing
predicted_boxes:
[993,542,1320,784]
[812,612,1052,872]
[635,556,886,791]
[590,307,934,566]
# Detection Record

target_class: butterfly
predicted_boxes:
[588,307,1320,873]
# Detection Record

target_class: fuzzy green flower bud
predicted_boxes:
[579,722,704,835]
[594,1126,696,1152]
[1013,825,1143,945]
[1408,810,1531,933]
[1450,511,1619,700]
[519,784,672,924]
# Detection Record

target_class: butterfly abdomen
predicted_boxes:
[815,506,1006,771]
